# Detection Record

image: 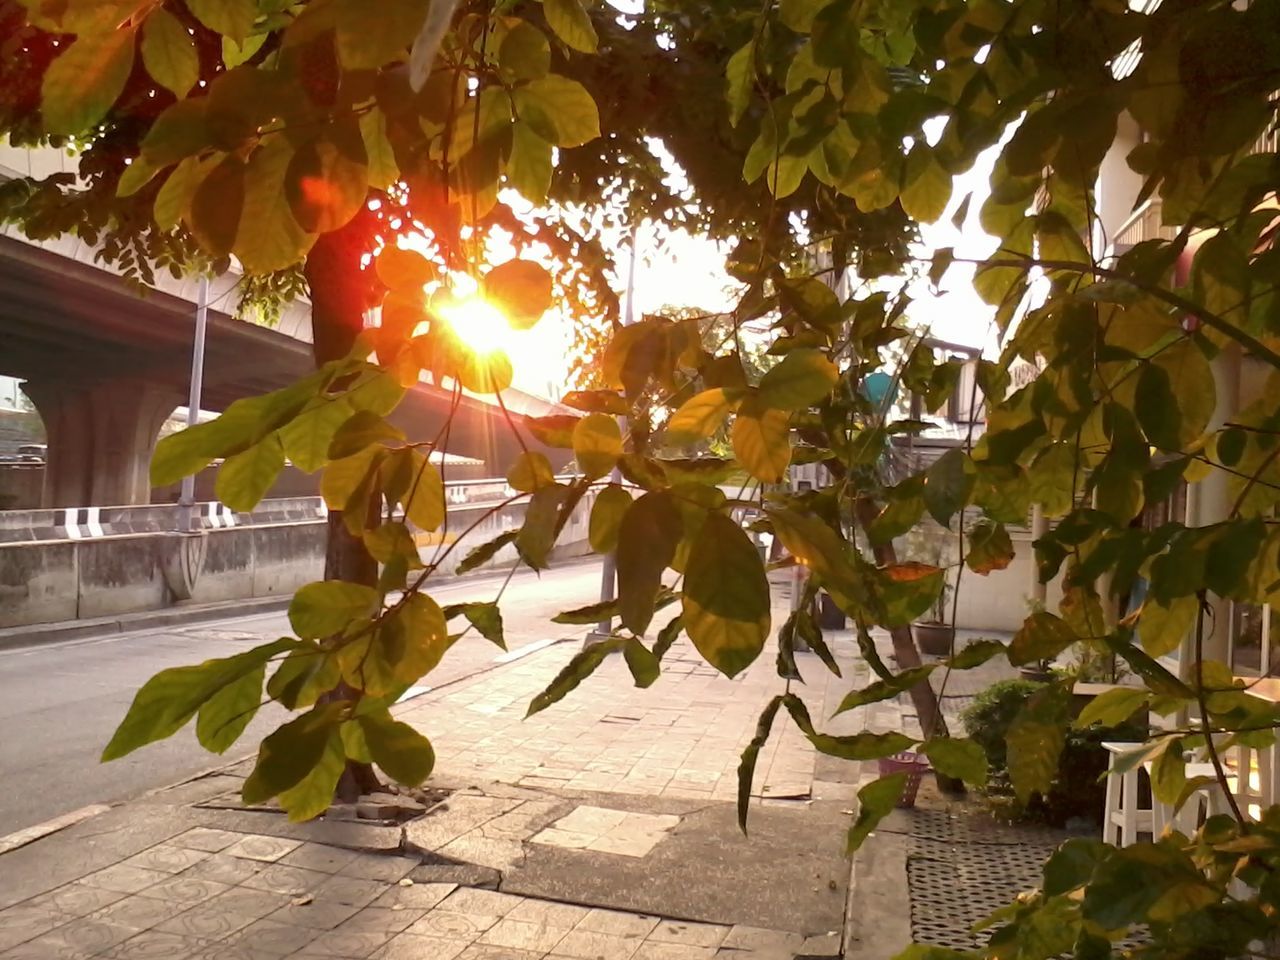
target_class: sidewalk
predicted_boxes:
[0,582,876,960]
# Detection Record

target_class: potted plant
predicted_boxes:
[902,527,953,656]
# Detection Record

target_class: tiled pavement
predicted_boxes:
[2,580,879,959]
[0,827,811,959]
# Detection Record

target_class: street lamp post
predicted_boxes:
[177,276,209,533]
[586,223,640,646]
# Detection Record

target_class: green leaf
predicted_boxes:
[923,449,976,526]
[194,660,267,755]
[222,33,267,69]
[526,415,580,448]
[321,446,384,512]
[965,519,1014,575]
[358,710,436,786]
[786,695,917,761]
[141,8,199,97]
[543,0,598,53]
[572,413,622,480]
[457,530,518,574]
[777,276,842,334]
[483,259,554,329]
[508,451,556,493]
[215,434,285,512]
[515,75,600,147]
[234,136,316,275]
[361,108,400,191]
[507,122,554,203]
[551,598,619,625]
[947,639,1006,670]
[589,484,631,553]
[267,645,339,711]
[758,349,839,410]
[683,513,770,677]
[242,703,345,805]
[154,155,212,231]
[500,21,551,80]
[517,484,568,570]
[846,775,907,854]
[725,39,756,127]
[1043,838,1108,896]
[189,154,245,258]
[102,638,298,761]
[451,601,505,649]
[616,492,682,634]
[1138,595,1197,658]
[329,410,405,460]
[1074,687,1150,730]
[623,638,660,688]
[187,0,256,41]
[873,563,944,628]
[289,581,380,641]
[286,123,369,234]
[666,388,735,445]
[834,666,937,715]
[1006,684,1071,803]
[276,731,344,822]
[919,737,987,786]
[41,26,137,135]
[653,614,684,659]
[335,0,427,68]
[732,399,791,483]
[1007,611,1078,667]
[527,638,625,716]
[398,450,446,533]
[899,145,952,223]
[737,696,784,832]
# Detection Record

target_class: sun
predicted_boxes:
[437,295,510,356]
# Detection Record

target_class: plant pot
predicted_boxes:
[818,592,846,630]
[877,752,931,808]
[913,621,953,657]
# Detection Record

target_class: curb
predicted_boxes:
[0,595,292,652]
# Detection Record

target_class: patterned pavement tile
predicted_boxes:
[224,835,303,864]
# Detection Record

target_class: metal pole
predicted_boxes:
[178,276,209,532]
[589,223,640,644]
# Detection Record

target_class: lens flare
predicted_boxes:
[438,295,509,356]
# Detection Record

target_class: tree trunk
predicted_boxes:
[304,211,385,802]
[851,496,964,793]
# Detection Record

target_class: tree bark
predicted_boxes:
[851,496,964,793]
[304,211,385,802]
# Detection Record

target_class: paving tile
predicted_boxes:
[505,898,592,928]
[530,827,595,850]
[0,904,73,952]
[102,930,213,959]
[225,918,323,956]
[720,925,804,952]
[371,933,469,960]
[454,946,544,960]
[435,887,524,917]
[29,883,126,918]
[153,903,260,941]
[38,917,135,955]
[180,852,266,885]
[338,854,420,883]
[404,910,496,941]
[224,835,304,863]
[311,876,386,909]
[86,895,183,932]
[242,864,330,898]
[646,921,729,949]
[478,917,573,953]
[267,901,362,932]
[632,943,717,960]
[335,907,423,935]
[119,844,213,875]
[78,864,169,895]
[134,875,232,906]
[0,933,90,960]
[552,928,644,959]
[168,827,243,853]
[279,843,358,875]
[299,928,393,957]
[577,907,660,938]
[371,882,457,911]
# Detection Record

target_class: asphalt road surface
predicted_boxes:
[0,558,605,837]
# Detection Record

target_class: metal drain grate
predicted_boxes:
[907,808,1076,846]
[907,841,1050,950]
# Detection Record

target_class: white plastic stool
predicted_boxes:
[1102,742,1157,845]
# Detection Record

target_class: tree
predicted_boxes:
[5,0,1280,957]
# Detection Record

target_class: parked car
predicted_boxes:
[16,444,46,462]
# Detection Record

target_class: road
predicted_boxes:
[0,558,606,837]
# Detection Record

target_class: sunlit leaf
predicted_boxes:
[141,8,199,97]
[41,26,136,135]
[483,259,553,329]
[527,638,624,716]
[1074,687,1150,730]
[187,0,256,42]
[358,710,436,785]
[235,137,316,275]
[508,451,556,493]
[683,513,770,677]
[215,434,285,512]
[572,413,622,480]
[286,122,369,234]
[457,530,518,574]
[515,74,600,147]
[289,581,380,641]
[732,400,791,483]
[543,0,598,53]
[758,349,839,410]
[899,145,953,223]
[667,388,735,445]
[499,20,551,80]
[588,483,631,553]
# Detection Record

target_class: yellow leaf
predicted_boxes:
[667,388,734,445]
[41,26,137,135]
[573,413,622,480]
[732,403,791,482]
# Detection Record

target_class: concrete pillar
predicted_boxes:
[21,377,180,508]
[1029,503,1048,607]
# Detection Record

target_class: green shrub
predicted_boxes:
[961,678,1145,827]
